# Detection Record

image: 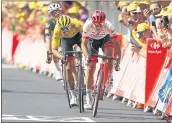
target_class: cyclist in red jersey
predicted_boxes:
[81,10,121,109]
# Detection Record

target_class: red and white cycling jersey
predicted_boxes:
[82,18,116,40]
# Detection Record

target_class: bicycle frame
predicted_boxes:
[94,59,109,93]
[88,53,118,117]
[62,50,85,112]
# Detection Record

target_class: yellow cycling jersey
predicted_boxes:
[52,18,83,49]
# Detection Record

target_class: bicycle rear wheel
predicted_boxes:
[62,63,71,108]
[78,65,84,113]
[93,70,103,117]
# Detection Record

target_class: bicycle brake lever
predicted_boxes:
[87,55,91,63]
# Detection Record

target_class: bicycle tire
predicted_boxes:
[81,68,85,112]
[61,63,66,91]
[77,65,84,113]
[93,70,103,117]
[62,63,71,108]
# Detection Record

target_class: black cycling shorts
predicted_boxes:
[61,32,82,57]
[87,34,112,56]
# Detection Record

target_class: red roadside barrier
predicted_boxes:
[145,38,168,109]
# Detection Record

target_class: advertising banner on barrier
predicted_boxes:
[146,56,170,108]
[145,39,167,108]
[114,48,134,97]
[165,96,172,116]
[111,47,132,95]
[156,66,172,112]
[130,56,146,104]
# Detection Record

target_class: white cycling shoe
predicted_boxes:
[70,96,78,107]
[84,95,92,110]
[84,101,92,110]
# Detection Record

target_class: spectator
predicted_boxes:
[127,3,141,29]
[148,2,161,26]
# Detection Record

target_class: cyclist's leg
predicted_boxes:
[53,54,63,80]
[61,37,77,106]
[72,56,77,85]
[84,38,101,109]
[72,33,82,85]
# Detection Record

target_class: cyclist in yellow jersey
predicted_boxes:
[52,15,83,106]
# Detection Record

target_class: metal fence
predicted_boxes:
[87,1,128,35]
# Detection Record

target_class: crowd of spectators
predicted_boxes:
[115,1,172,57]
[2,1,89,41]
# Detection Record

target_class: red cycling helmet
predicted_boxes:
[91,10,106,24]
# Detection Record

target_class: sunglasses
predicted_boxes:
[151,8,159,12]
[51,10,61,16]
[94,22,104,26]
[61,27,69,32]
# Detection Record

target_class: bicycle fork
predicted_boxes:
[93,64,107,101]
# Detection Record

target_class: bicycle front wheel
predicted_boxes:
[62,63,71,108]
[78,65,84,113]
[93,70,103,117]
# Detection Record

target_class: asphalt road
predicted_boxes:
[2,64,164,122]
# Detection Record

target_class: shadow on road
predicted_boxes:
[2,89,65,95]
[97,110,155,117]
[95,113,161,121]
[99,107,141,112]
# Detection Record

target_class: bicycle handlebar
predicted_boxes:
[62,51,82,54]
[61,51,83,62]
[88,54,118,63]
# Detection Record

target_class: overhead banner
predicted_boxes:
[145,38,167,108]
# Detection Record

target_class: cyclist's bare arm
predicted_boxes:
[52,42,63,59]
[111,38,121,59]
[52,28,63,59]
[81,37,89,58]
[45,22,53,53]
[45,23,54,63]
[46,36,52,52]
[81,19,92,58]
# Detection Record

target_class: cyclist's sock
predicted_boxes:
[108,72,113,82]
[86,89,92,102]
[55,63,62,78]
[55,63,62,72]
[70,89,76,98]
[75,81,77,86]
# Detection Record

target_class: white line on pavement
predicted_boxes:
[2,114,96,122]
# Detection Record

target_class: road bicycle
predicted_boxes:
[88,53,119,117]
[61,50,85,113]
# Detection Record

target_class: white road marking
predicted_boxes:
[2,114,95,122]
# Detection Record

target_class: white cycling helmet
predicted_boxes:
[48,3,61,14]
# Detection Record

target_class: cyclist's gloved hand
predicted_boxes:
[85,57,91,66]
[60,55,67,64]
[46,51,53,64]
